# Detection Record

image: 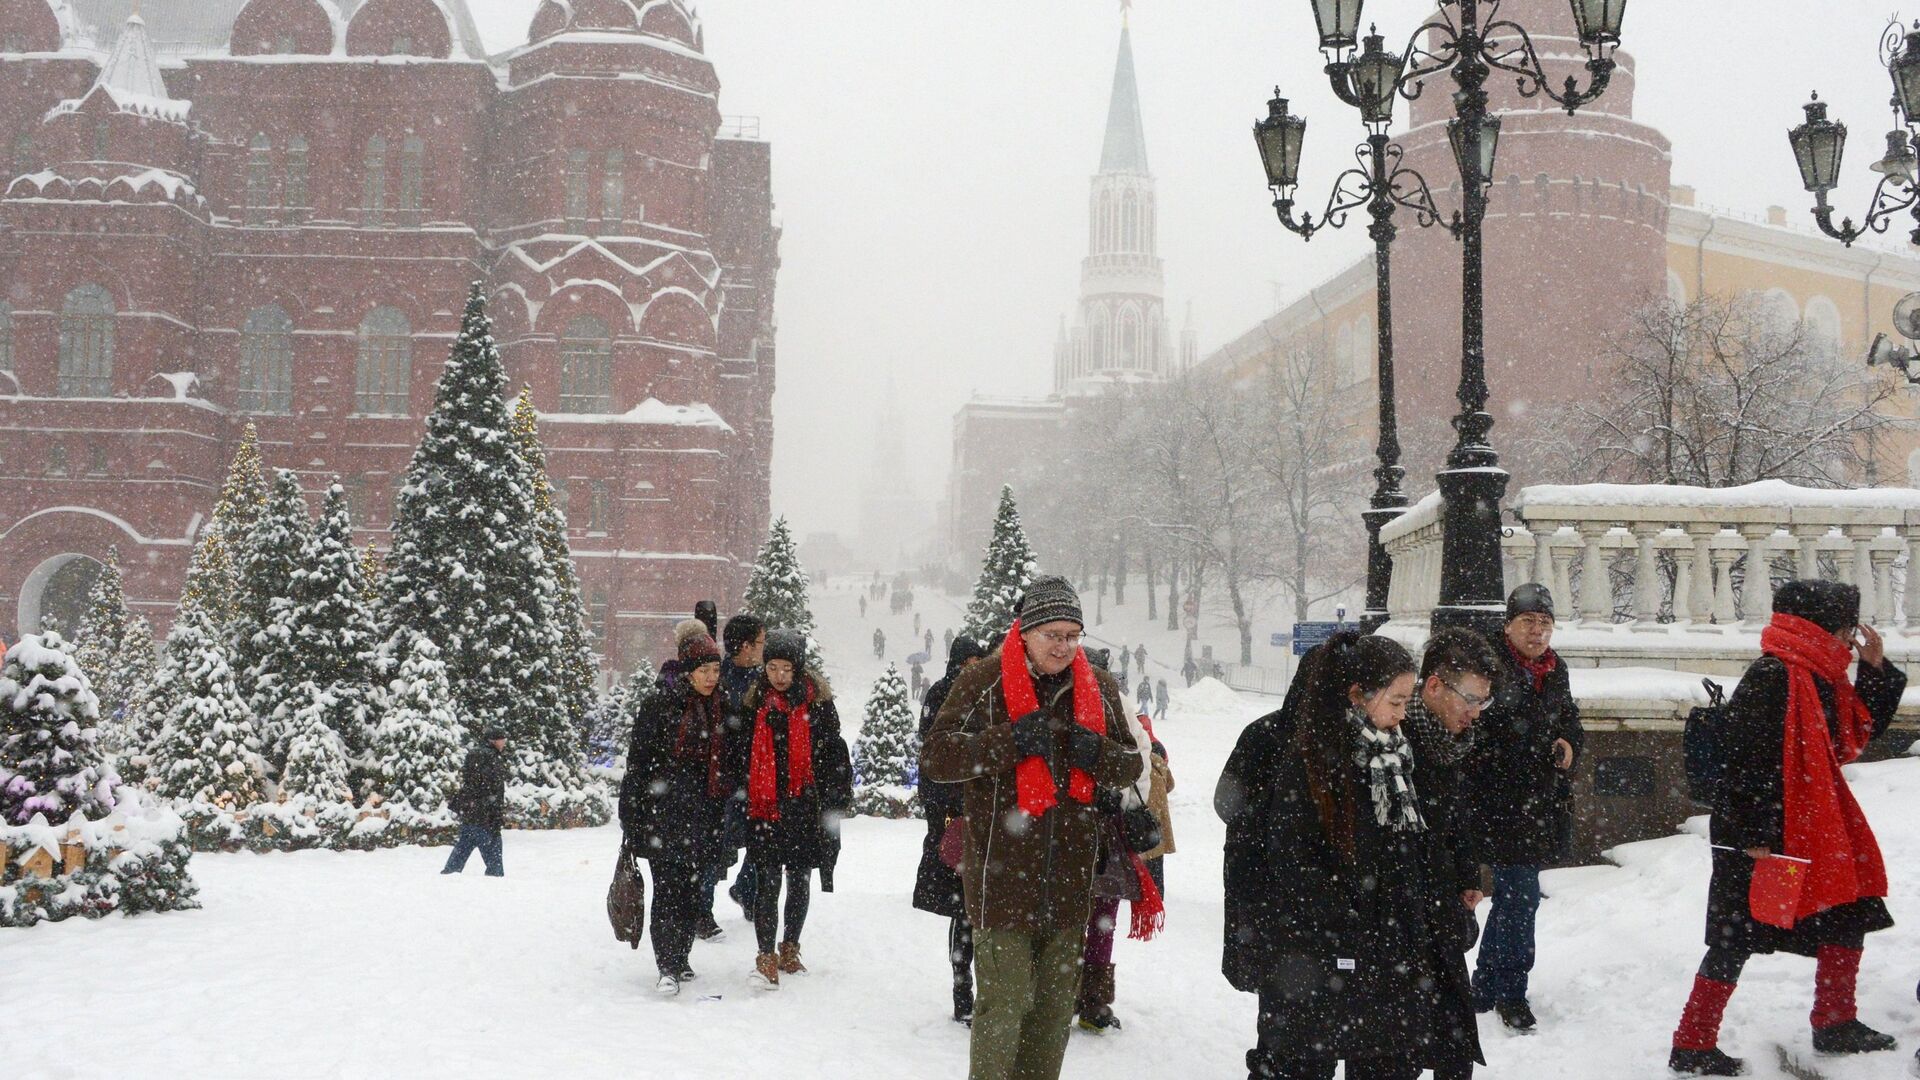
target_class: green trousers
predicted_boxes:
[968,926,1088,1080]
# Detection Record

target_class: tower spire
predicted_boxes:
[1099,16,1149,175]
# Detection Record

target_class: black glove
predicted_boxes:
[1066,724,1104,772]
[1010,711,1052,760]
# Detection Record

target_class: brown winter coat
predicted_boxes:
[921,645,1143,934]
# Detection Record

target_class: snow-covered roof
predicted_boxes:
[46,12,191,122]
[539,397,732,431]
[66,0,492,62]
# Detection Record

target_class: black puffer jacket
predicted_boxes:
[618,681,731,866]
[450,743,508,829]
[741,673,852,872]
[913,638,990,918]
[1460,640,1582,866]
[1217,703,1472,1062]
[1704,655,1904,957]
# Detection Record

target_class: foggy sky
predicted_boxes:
[486,1,1919,547]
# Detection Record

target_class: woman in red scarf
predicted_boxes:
[1669,580,1906,1076]
[740,629,852,989]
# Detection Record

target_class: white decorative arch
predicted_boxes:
[17,552,101,637]
[1803,295,1843,358]
[1665,269,1686,309]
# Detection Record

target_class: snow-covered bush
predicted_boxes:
[852,665,920,819]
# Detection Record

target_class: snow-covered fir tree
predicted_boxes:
[371,632,465,811]
[742,516,825,669]
[582,671,641,768]
[72,546,131,717]
[852,664,919,818]
[100,616,158,780]
[379,283,591,805]
[359,542,384,607]
[278,483,381,762]
[276,681,355,804]
[511,391,598,753]
[233,469,313,760]
[0,633,116,826]
[961,485,1039,641]
[188,423,269,632]
[149,603,266,810]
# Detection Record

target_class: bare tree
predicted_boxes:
[1539,294,1905,487]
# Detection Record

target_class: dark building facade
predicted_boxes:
[0,0,778,672]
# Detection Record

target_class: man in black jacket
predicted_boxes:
[1463,583,1581,1033]
[441,727,509,876]
[703,613,766,938]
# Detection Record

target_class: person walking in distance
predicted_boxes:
[1667,581,1905,1076]
[1463,584,1581,1033]
[874,627,886,660]
[741,630,852,989]
[441,727,509,876]
[620,629,732,996]
[1154,678,1170,724]
[923,577,1143,1080]
[914,634,991,1024]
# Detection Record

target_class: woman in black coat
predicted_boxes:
[1219,632,1475,1080]
[619,630,731,995]
[912,634,990,1023]
[740,629,852,989]
[1669,581,1906,1076]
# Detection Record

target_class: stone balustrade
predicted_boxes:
[1380,480,1920,672]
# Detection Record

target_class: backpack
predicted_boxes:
[1682,678,1728,807]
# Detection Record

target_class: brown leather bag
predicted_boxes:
[607,834,646,949]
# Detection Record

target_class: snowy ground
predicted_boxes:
[9,581,1920,1078]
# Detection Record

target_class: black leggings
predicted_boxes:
[751,860,812,953]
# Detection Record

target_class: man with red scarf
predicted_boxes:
[922,576,1143,1080]
[1463,583,1581,1034]
[1668,580,1905,1076]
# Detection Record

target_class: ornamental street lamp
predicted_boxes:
[1272,0,1626,635]
[1254,70,1449,632]
[1790,21,1920,247]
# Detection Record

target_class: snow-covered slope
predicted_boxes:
[5,581,1918,1078]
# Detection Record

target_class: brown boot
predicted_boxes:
[752,952,780,990]
[1077,962,1120,1033]
[778,941,808,975]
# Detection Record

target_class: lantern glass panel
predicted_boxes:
[1569,0,1626,44]
[1893,40,1920,124]
[1352,38,1405,125]
[1311,0,1364,50]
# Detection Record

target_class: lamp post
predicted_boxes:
[1789,21,1920,247]
[1276,0,1626,635]
[1253,34,1449,633]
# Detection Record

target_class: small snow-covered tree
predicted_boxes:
[73,546,131,715]
[278,483,380,760]
[511,392,598,751]
[852,665,919,818]
[150,604,266,810]
[962,485,1039,641]
[0,632,116,826]
[276,681,355,804]
[187,423,269,632]
[371,633,465,811]
[234,469,313,757]
[100,616,158,779]
[742,516,825,669]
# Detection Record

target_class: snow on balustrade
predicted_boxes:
[1382,481,1920,676]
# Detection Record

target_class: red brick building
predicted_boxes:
[0,0,778,672]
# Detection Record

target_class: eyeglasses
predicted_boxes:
[1028,629,1084,648]
[1442,680,1494,710]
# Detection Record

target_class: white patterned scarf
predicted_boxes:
[1352,708,1427,833]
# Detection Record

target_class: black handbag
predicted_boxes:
[606,834,646,949]
[1120,804,1162,854]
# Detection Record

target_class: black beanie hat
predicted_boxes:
[1017,575,1084,631]
[947,634,989,667]
[1773,579,1860,635]
[764,628,808,672]
[1506,583,1556,622]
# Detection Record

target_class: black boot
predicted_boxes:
[1812,1019,1897,1055]
[1496,1001,1537,1033]
[1667,1047,1747,1076]
[1076,962,1122,1033]
[952,986,973,1027]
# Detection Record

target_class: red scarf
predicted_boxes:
[673,690,728,799]
[1761,612,1887,921]
[1001,619,1106,818]
[747,682,815,822]
[1127,850,1166,941]
[1508,640,1558,692]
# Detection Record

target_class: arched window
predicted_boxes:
[1665,269,1687,309]
[565,150,591,227]
[58,284,114,397]
[1759,288,1799,336]
[1098,191,1113,254]
[1803,296,1843,358]
[603,149,626,221]
[588,480,611,534]
[237,305,294,413]
[0,301,12,372]
[362,135,387,226]
[246,133,273,225]
[589,587,610,644]
[559,315,614,412]
[1122,191,1139,251]
[355,307,411,415]
[92,119,109,161]
[1118,308,1140,368]
[284,136,309,222]
[1089,307,1110,369]
[1352,317,1375,383]
[1335,322,1356,385]
[398,136,425,225]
